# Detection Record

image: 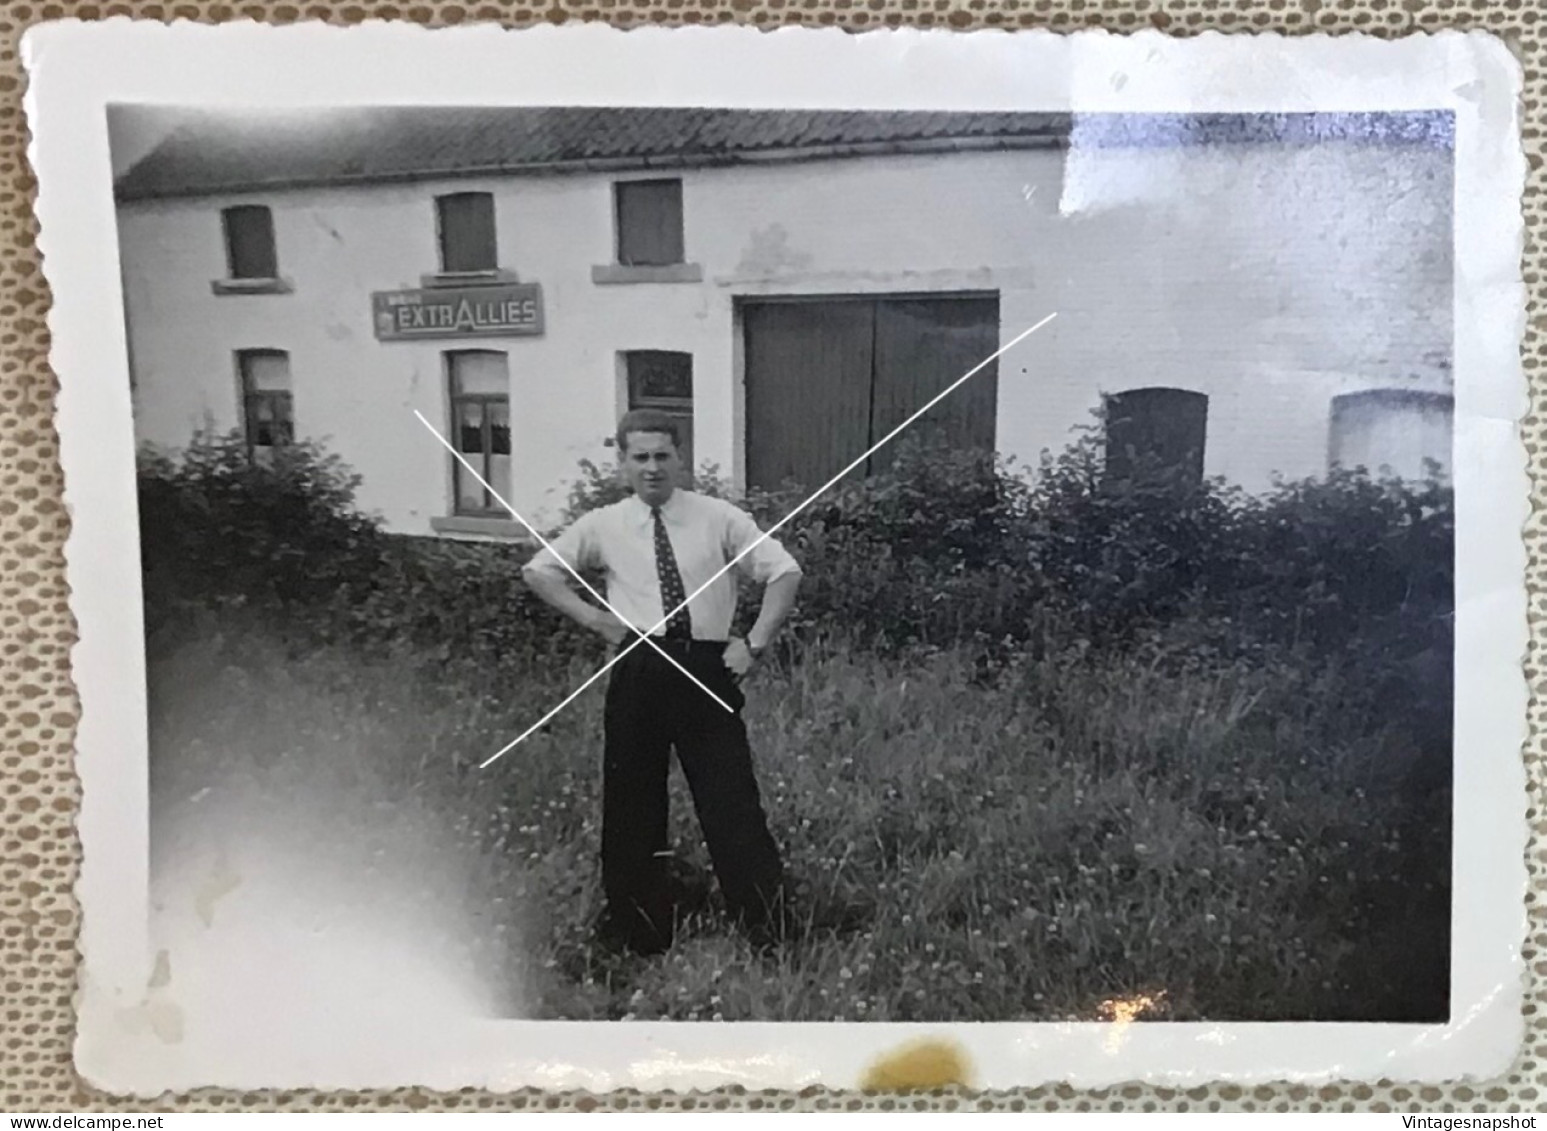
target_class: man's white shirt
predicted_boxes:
[525,490,801,641]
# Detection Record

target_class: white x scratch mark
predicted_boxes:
[415,413,735,715]
[477,311,1058,768]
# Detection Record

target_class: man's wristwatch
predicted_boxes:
[747,639,767,660]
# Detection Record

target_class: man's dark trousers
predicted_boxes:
[600,638,786,954]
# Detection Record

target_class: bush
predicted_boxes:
[1240,468,1453,649]
[1020,432,1254,641]
[137,431,386,638]
[137,426,1453,712]
[720,437,1043,653]
[559,455,633,527]
[724,431,1447,667]
[336,534,606,690]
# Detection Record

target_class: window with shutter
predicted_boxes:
[1103,387,1209,485]
[222,206,278,280]
[615,180,685,267]
[437,192,499,274]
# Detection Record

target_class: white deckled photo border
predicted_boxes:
[23,18,1529,1094]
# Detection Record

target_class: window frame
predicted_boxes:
[221,204,279,281]
[236,348,294,457]
[623,349,695,484]
[1101,386,1209,487]
[613,178,686,268]
[434,191,500,278]
[445,349,512,517]
[1328,387,1454,480]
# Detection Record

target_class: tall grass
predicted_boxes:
[147,611,1447,1023]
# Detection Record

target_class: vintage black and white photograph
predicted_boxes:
[116,99,1462,1026]
[32,22,1525,1092]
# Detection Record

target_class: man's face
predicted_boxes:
[620,430,682,506]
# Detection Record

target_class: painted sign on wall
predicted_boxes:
[372,282,544,341]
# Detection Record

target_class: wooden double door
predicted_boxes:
[742,294,1001,493]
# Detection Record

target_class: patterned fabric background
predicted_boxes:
[1,1,1541,1113]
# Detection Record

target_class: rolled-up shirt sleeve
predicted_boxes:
[720,503,801,585]
[525,512,600,580]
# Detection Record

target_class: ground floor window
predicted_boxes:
[624,349,694,482]
[237,348,293,457]
[1329,388,1452,481]
[1103,386,1209,485]
[447,350,511,515]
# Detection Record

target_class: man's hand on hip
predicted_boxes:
[723,637,757,680]
[591,610,631,647]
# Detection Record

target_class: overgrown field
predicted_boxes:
[141,430,1453,1022]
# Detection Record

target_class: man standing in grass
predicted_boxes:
[523,409,803,956]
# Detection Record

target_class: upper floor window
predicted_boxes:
[615,179,685,267]
[624,350,694,481]
[436,192,498,275]
[448,350,511,515]
[222,205,278,280]
[1103,387,1208,485]
[238,349,293,456]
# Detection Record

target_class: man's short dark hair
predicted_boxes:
[616,408,682,453]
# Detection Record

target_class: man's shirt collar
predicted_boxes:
[626,489,689,522]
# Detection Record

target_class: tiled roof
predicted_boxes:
[113,107,1072,200]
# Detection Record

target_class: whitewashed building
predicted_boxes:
[112,107,1453,540]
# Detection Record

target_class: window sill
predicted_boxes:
[592,263,704,285]
[420,269,521,289]
[211,277,293,296]
[430,515,532,541]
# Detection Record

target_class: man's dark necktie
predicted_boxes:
[651,506,693,640]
